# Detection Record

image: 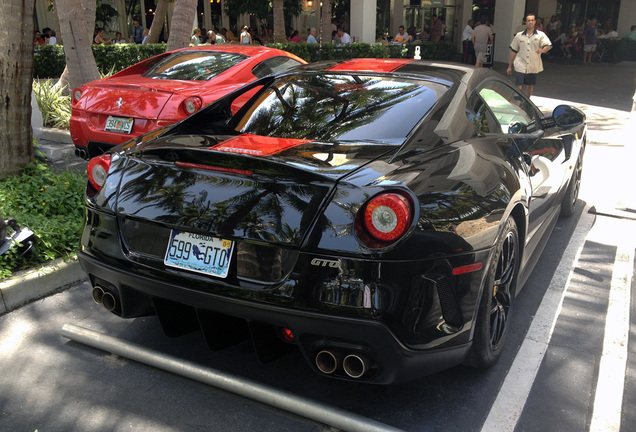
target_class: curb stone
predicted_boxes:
[0,257,87,315]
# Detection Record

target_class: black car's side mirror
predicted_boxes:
[552,105,585,128]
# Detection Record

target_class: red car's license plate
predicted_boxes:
[105,115,133,134]
[164,231,234,278]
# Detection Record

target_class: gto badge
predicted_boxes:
[311,258,340,268]
[116,97,124,109]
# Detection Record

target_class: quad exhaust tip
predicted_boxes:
[75,147,88,160]
[91,286,117,312]
[315,350,371,379]
[315,350,338,375]
[343,354,368,379]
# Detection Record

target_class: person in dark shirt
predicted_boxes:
[583,17,598,66]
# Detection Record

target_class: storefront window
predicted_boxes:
[402,0,456,43]
[557,0,621,33]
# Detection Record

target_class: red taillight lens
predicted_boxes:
[279,327,295,343]
[182,96,203,115]
[361,192,412,243]
[87,154,112,191]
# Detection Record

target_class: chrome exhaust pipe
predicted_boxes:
[102,292,117,312]
[92,286,105,304]
[343,354,369,379]
[315,350,338,375]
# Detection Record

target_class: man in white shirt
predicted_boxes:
[462,19,475,64]
[336,27,351,44]
[507,12,552,97]
[307,28,318,44]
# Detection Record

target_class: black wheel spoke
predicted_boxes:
[489,229,517,348]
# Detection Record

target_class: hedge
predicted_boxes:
[597,38,636,63]
[33,43,167,79]
[34,41,460,79]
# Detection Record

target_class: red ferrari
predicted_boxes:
[70,45,306,159]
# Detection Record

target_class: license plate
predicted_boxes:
[105,115,134,134]
[164,231,234,278]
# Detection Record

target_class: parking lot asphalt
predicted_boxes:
[1,57,635,316]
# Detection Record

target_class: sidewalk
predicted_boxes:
[2,58,635,315]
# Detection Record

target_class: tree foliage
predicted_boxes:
[223,0,303,26]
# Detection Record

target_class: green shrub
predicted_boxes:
[0,160,86,280]
[33,80,71,129]
[34,42,459,78]
[34,43,167,79]
[33,45,66,78]
[92,43,166,73]
[404,41,461,61]
[597,38,636,63]
[266,41,458,63]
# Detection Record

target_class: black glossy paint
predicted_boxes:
[79,60,586,383]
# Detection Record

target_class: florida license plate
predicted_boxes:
[105,115,134,134]
[164,231,234,278]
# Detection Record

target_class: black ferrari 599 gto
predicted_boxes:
[78,59,586,384]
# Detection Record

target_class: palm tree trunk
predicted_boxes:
[321,0,332,45]
[147,0,169,44]
[166,0,198,51]
[0,0,35,175]
[55,0,100,92]
[273,0,286,44]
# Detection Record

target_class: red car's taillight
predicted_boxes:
[72,87,82,104]
[182,96,203,115]
[87,154,112,191]
[358,192,413,244]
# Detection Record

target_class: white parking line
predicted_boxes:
[480,212,593,432]
[590,242,634,432]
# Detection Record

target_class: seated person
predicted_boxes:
[561,26,579,58]
[113,32,127,44]
[394,26,407,43]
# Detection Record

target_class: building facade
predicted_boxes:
[34,0,636,63]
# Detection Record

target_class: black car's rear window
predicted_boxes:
[236,73,446,143]
[143,51,248,81]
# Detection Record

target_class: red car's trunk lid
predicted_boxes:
[81,78,203,118]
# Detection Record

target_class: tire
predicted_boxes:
[560,152,583,218]
[464,218,519,368]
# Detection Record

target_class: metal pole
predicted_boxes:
[61,324,404,432]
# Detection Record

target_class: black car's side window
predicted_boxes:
[252,57,304,79]
[466,99,498,134]
[475,81,539,134]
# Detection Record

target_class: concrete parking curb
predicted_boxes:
[39,127,73,144]
[0,257,87,315]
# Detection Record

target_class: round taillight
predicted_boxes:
[73,88,82,102]
[87,154,112,191]
[183,96,202,115]
[362,193,412,243]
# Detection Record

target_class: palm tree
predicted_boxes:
[55,0,101,94]
[321,0,332,44]
[273,0,287,43]
[166,0,198,51]
[147,0,170,44]
[0,0,35,175]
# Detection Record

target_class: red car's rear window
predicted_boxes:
[143,51,248,81]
